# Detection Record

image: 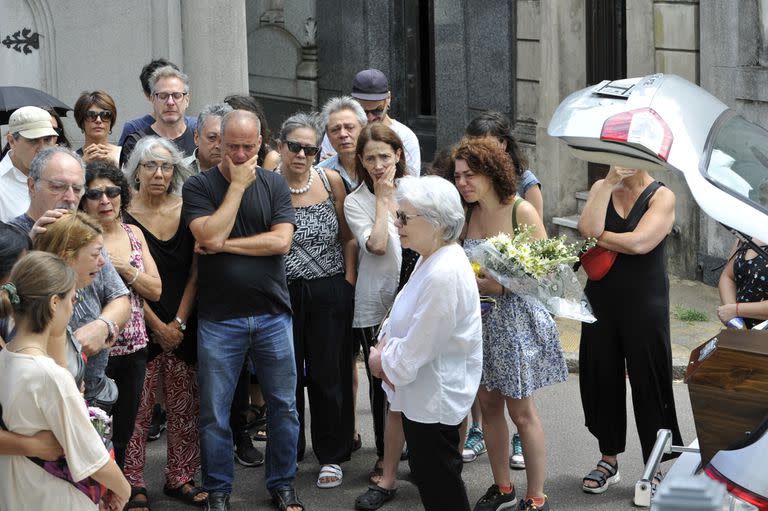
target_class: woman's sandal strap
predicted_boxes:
[596,460,618,476]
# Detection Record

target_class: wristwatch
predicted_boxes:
[97,316,117,343]
[174,316,187,331]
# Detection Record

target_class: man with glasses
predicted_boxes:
[320,68,421,176]
[120,65,197,166]
[8,146,130,410]
[0,106,58,222]
[118,58,198,147]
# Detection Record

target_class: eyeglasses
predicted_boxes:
[84,110,113,122]
[39,178,85,196]
[84,186,121,201]
[364,107,387,118]
[395,210,423,226]
[284,140,320,157]
[140,161,175,173]
[153,91,188,102]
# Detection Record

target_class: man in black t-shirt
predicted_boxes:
[182,110,302,511]
[120,65,196,167]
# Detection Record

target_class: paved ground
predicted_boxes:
[142,275,716,510]
[144,375,696,511]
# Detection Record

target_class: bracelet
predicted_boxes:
[97,316,116,343]
[736,303,740,317]
[127,266,140,286]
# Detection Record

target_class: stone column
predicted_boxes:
[181,0,249,115]
[535,0,587,225]
[433,0,469,147]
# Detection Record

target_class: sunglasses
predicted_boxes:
[284,140,320,157]
[84,186,121,200]
[395,210,423,226]
[84,111,113,122]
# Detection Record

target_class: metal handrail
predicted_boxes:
[634,429,700,507]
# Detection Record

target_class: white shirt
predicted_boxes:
[344,184,402,328]
[0,350,110,510]
[0,152,30,222]
[380,243,483,425]
[321,119,422,176]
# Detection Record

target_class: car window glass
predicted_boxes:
[706,115,768,210]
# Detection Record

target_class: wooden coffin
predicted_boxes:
[685,328,768,466]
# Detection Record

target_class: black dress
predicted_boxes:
[733,242,768,329]
[578,182,683,462]
[123,211,197,364]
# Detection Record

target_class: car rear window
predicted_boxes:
[706,115,768,212]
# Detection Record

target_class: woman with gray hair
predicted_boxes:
[121,135,207,508]
[275,112,356,488]
[368,175,483,511]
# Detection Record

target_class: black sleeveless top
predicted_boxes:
[585,182,668,305]
[733,242,768,328]
[123,210,197,364]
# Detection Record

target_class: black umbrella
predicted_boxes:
[0,86,72,125]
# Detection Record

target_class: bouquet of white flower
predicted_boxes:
[471,226,597,323]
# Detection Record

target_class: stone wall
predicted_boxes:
[699,0,768,283]
[0,0,247,148]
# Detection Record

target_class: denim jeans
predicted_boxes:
[198,313,299,493]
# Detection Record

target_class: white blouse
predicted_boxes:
[344,184,402,328]
[380,243,482,425]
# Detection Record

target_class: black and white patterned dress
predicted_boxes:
[285,175,345,282]
[734,242,768,328]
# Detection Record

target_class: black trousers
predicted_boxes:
[289,274,354,464]
[355,325,387,458]
[105,347,147,469]
[579,296,683,462]
[402,414,470,511]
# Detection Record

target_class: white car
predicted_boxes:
[548,73,768,511]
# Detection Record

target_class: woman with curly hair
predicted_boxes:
[453,138,567,511]
[79,159,162,474]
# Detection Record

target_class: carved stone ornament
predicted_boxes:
[2,28,41,54]
[303,17,317,47]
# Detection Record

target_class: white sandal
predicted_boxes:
[317,463,343,489]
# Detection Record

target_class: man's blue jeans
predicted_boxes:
[198,313,299,493]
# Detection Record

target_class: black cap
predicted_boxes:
[350,69,389,101]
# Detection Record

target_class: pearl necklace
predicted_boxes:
[276,167,314,194]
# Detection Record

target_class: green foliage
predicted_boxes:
[672,304,707,322]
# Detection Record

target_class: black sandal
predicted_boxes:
[125,486,151,510]
[271,486,304,511]
[163,480,208,507]
[582,459,620,494]
[355,484,397,510]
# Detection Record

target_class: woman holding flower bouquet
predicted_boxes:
[577,166,682,494]
[453,138,567,511]
[0,251,130,510]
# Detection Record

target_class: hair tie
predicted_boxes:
[1,282,21,305]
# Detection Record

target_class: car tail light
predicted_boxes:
[704,465,768,510]
[600,107,673,161]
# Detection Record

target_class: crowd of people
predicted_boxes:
[2,56,762,511]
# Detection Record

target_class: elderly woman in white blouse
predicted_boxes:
[369,175,482,511]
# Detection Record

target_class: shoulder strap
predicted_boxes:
[315,166,335,204]
[460,204,475,245]
[512,197,523,233]
[625,181,662,231]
